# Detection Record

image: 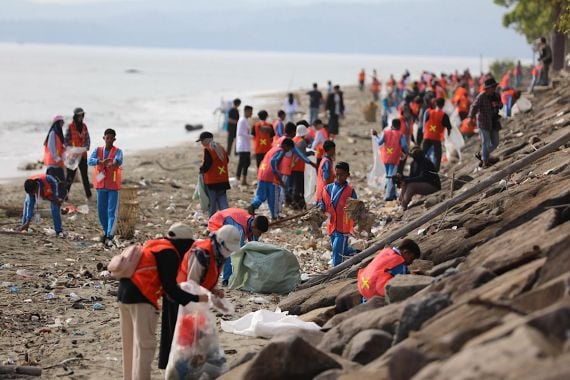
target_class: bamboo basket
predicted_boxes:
[117,186,139,239]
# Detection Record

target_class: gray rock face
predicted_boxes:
[342,329,393,364]
[427,257,465,277]
[393,293,452,344]
[278,279,356,315]
[323,296,386,330]
[385,275,433,303]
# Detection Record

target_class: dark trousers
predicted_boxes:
[158,298,178,369]
[255,153,266,167]
[421,139,443,172]
[290,171,306,210]
[66,156,92,199]
[226,123,237,155]
[46,166,67,200]
[236,152,251,178]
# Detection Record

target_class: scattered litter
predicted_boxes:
[92,303,104,310]
[45,292,55,300]
[16,269,32,279]
[9,286,19,294]
[247,297,269,305]
[417,228,427,236]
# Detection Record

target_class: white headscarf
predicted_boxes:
[202,138,226,161]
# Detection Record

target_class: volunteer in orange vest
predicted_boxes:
[207,208,269,285]
[290,123,315,210]
[252,110,275,167]
[20,174,64,236]
[318,161,357,267]
[273,110,286,143]
[370,76,381,101]
[372,118,409,202]
[64,107,92,200]
[460,117,476,138]
[88,128,123,246]
[197,131,230,217]
[529,63,542,93]
[421,97,452,172]
[117,223,209,380]
[43,114,67,201]
[311,119,330,168]
[358,69,366,91]
[501,87,517,117]
[248,138,295,220]
[499,71,510,90]
[357,239,421,300]
[457,94,471,121]
[315,140,335,204]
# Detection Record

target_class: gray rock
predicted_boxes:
[427,257,465,277]
[342,329,393,364]
[278,279,356,315]
[334,282,362,313]
[385,275,433,303]
[387,346,432,380]
[323,296,386,330]
[393,292,452,344]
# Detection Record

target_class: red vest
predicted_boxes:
[314,128,329,159]
[501,89,515,105]
[30,174,54,201]
[276,136,294,177]
[316,155,334,202]
[68,122,88,158]
[203,146,229,185]
[258,145,283,183]
[424,109,446,141]
[457,95,471,113]
[358,248,405,299]
[499,73,510,88]
[131,239,178,309]
[93,146,122,190]
[253,121,273,154]
[176,239,220,290]
[460,118,475,135]
[43,133,64,167]
[291,136,306,172]
[380,129,403,165]
[322,183,354,235]
[208,208,252,241]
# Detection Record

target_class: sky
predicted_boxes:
[1,0,531,59]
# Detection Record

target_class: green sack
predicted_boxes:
[229,241,301,294]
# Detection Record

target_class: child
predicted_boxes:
[372,119,408,201]
[315,140,335,204]
[197,131,230,217]
[20,174,64,237]
[88,128,123,246]
[318,161,357,266]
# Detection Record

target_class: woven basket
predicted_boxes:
[117,186,139,239]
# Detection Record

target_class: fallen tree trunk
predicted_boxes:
[0,365,42,377]
[299,130,570,289]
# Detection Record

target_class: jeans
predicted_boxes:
[421,139,443,172]
[236,152,251,178]
[251,180,279,219]
[222,257,232,282]
[504,95,513,117]
[97,189,119,238]
[290,170,306,209]
[384,164,398,201]
[330,231,355,267]
[206,188,228,217]
[46,166,67,200]
[22,195,62,233]
[66,156,92,199]
[309,107,319,124]
[479,128,500,163]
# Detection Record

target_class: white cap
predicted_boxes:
[296,125,308,137]
[167,222,194,240]
[216,225,241,257]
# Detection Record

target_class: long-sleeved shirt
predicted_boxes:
[321,155,332,182]
[274,119,284,138]
[318,181,357,210]
[64,123,90,149]
[468,92,503,131]
[236,116,251,153]
[46,131,62,167]
[185,238,226,285]
[87,146,124,166]
[270,149,285,178]
[405,156,441,189]
[22,175,59,224]
[222,216,258,247]
[311,129,327,150]
[375,132,409,155]
[387,247,409,276]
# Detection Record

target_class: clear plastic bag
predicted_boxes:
[445,110,466,162]
[367,136,386,190]
[63,147,87,170]
[304,154,317,204]
[165,281,233,380]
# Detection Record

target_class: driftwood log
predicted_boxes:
[0,365,42,377]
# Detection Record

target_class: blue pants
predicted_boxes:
[309,107,319,124]
[504,95,513,117]
[384,164,398,201]
[22,196,62,234]
[479,128,500,163]
[97,189,119,238]
[222,258,232,282]
[252,180,279,219]
[330,231,356,267]
[207,188,229,217]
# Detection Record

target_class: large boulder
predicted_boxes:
[299,306,336,327]
[323,296,386,330]
[427,257,465,277]
[513,272,570,313]
[342,329,393,365]
[385,275,433,303]
[425,266,496,301]
[278,279,356,315]
[334,282,362,313]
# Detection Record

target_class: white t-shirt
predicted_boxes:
[236,116,251,153]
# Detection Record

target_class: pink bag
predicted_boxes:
[108,244,143,279]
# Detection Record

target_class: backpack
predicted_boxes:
[108,243,143,279]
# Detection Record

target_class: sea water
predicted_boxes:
[0,42,487,181]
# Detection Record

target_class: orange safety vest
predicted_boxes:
[30,174,55,201]
[43,132,64,167]
[176,239,220,290]
[358,71,365,82]
[357,247,405,299]
[387,78,396,87]
[314,128,329,159]
[130,239,179,309]
[291,136,306,172]
[499,73,510,88]
[457,95,471,113]
[275,136,294,177]
[68,122,88,158]
[380,129,403,165]
[208,207,252,241]
[452,87,468,105]
[501,89,516,105]
[435,86,446,100]
[93,146,122,190]
[371,79,380,93]
[316,155,334,203]
[258,145,283,183]
[423,109,446,141]
[273,119,285,144]
[322,183,354,235]
[202,146,229,185]
[460,118,475,135]
[253,121,273,154]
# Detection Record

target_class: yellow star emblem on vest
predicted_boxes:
[260,163,267,171]
[386,147,394,154]
[360,276,370,289]
[218,166,226,175]
[429,125,437,132]
[260,139,268,146]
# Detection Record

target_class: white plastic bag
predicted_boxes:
[192,175,209,213]
[304,154,317,204]
[444,118,465,162]
[220,309,321,339]
[165,281,233,380]
[367,136,386,190]
[443,99,455,115]
[63,147,87,170]
[512,96,532,115]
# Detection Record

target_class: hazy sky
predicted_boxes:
[2,0,531,58]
